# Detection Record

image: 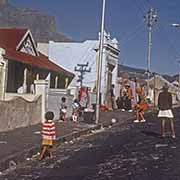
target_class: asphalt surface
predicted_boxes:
[2,108,180,180]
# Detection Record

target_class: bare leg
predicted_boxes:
[161,119,166,137]
[139,112,144,120]
[63,114,65,121]
[49,149,53,158]
[170,119,176,137]
[136,110,139,120]
[39,146,48,160]
[46,147,53,158]
[133,109,141,123]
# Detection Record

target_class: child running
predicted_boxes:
[39,111,56,160]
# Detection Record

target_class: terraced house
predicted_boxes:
[0,28,74,131]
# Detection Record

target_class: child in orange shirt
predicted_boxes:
[134,96,148,123]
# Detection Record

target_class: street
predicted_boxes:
[1,108,180,180]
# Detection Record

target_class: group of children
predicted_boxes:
[39,83,176,160]
[38,96,85,160]
[39,99,148,161]
[116,81,149,123]
[59,86,89,122]
[38,82,148,160]
[116,83,134,112]
[59,96,82,122]
[39,96,81,161]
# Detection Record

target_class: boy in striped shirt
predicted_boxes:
[39,111,56,160]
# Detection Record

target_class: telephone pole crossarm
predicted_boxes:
[74,62,91,87]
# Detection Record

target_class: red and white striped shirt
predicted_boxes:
[42,120,56,140]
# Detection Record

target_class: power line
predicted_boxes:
[121,24,146,46]
[144,0,151,7]
[158,22,180,58]
[140,0,148,12]
[133,0,146,16]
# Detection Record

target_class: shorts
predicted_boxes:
[139,103,148,111]
[42,139,53,146]
[158,109,174,118]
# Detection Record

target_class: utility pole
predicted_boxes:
[145,8,158,96]
[153,72,156,107]
[74,62,91,87]
[171,23,180,102]
[96,0,106,124]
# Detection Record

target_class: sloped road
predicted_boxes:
[2,108,180,180]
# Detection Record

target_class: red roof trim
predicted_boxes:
[0,28,74,77]
[5,47,74,77]
[0,28,28,50]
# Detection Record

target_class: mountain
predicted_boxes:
[118,64,148,80]
[118,64,177,82]
[0,0,72,42]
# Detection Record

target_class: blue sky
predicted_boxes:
[10,0,180,75]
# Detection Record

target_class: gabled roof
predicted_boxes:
[5,48,74,77]
[0,28,74,78]
[0,28,27,50]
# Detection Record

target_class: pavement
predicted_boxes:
[3,107,180,179]
[0,109,135,172]
[2,107,180,180]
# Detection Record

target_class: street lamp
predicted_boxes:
[96,0,106,124]
[172,23,180,27]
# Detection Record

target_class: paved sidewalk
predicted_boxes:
[0,110,134,172]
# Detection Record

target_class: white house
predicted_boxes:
[0,28,74,127]
[38,32,120,105]
[148,74,179,105]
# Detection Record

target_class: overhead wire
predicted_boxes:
[139,0,148,12]
[157,21,180,59]
[133,0,146,16]
[120,0,149,46]
[121,22,146,46]
[130,0,179,73]
[144,0,151,7]
[141,0,150,11]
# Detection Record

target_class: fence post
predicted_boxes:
[34,80,49,122]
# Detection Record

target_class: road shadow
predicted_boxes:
[140,130,161,138]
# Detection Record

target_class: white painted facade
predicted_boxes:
[149,74,179,105]
[0,47,7,100]
[38,32,120,105]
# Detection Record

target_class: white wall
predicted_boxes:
[48,40,98,89]
[0,96,41,132]
[37,43,49,56]
[37,33,120,105]
[47,89,73,120]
